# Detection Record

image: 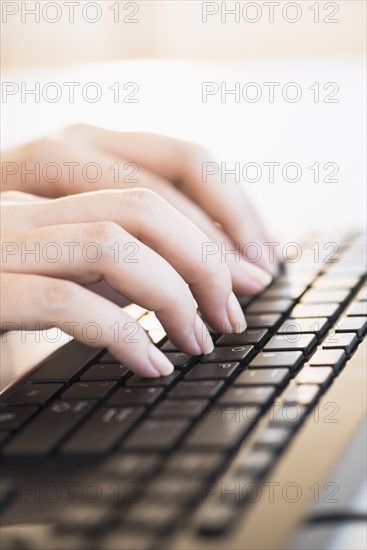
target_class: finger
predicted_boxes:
[72,126,278,273]
[29,143,271,295]
[0,272,174,378]
[119,174,273,296]
[0,191,50,204]
[5,128,273,292]
[1,221,215,355]
[13,189,247,335]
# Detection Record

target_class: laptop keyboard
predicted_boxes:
[1,232,366,549]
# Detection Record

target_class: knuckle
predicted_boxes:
[180,140,207,165]
[63,123,90,136]
[25,136,58,158]
[122,188,163,212]
[86,221,122,246]
[203,250,232,289]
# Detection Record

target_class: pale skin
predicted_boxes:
[1,124,275,377]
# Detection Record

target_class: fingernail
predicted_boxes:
[227,292,247,333]
[148,343,174,376]
[238,261,273,290]
[194,315,214,355]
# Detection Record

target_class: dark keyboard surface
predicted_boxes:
[1,232,366,549]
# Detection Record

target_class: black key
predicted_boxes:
[216,329,269,348]
[2,400,94,456]
[308,349,346,372]
[301,289,350,304]
[0,529,73,550]
[145,477,202,506]
[163,352,194,369]
[151,399,209,418]
[238,295,252,308]
[186,362,240,380]
[28,340,100,382]
[234,368,289,387]
[276,274,312,284]
[200,346,254,364]
[296,367,334,387]
[277,317,329,340]
[217,470,261,503]
[184,404,259,450]
[169,381,224,400]
[160,340,178,352]
[276,273,313,283]
[326,263,365,276]
[218,468,268,501]
[1,383,63,407]
[122,418,190,451]
[107,387,163,407]
[197,504,240,536]
[246,313,282,329]
[322,332,358,355]
[261,282,305,299]
[0,406,37,431]
[58,504,119,535]
[0,478,18,509]
[125,370,181,387]
[336,316,367,338]
[269,404,307,427]
[246,298,294,314]
[0,432,11,446]
[236,449,274,476]
[219,386,275,406]
[60,405,144,456]
[249,351,304,372]
[312,275,360,289]
[74,478,141,507]
[254,426,293,449]
[102,531,158,550]
[124,500,181,534]
[81,363,129,381]
[165,451,225,478]
[291,303,340,320]
[347,302,367,316]
[102,453,161,481]
[356,287,367,301]
[283,384,320,406]
[98,351,120,363]
[264,334,317,356]
[61,381,116,401]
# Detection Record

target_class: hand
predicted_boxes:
[2,124,277,294]
[1,189,250,377]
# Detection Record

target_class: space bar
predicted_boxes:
[28,340,101,382]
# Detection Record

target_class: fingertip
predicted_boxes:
[194,315,214,354]
[227,292,247,333]
[233,261,273,294]
[148,343,174,377]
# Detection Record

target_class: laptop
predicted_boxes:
[0,231,366,550]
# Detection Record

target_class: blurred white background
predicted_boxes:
[1,1,365,66]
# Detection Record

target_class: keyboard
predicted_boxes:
[1,232,366,550]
